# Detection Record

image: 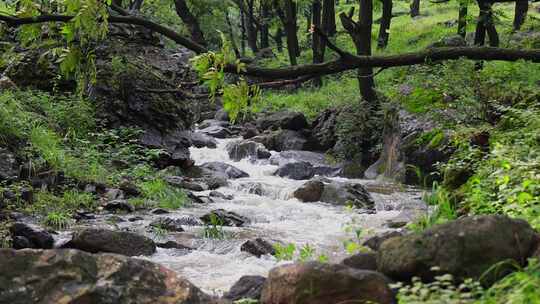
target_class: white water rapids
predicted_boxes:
[143,138,426,295]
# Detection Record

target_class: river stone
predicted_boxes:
[200,209,249,227]
[293,180,324,202]
[215,108,230,121]
[341,253,378,271]
[200,162,249,179]
[68,228,156,256]
[190,131,218,148]
[319,179,375,209]
[149,218,185,232]
[241,238,276,258]
[198,119,230,129]
[311,108,339,151]
[226,140,271,161]
[225,275,266,301]
[256,111,308,131]
[0,249,213,304]
[274,162,314,180]
[261,262,395,304]
[0,148,18,182]
[103,199,134,213]
[363,231,404,251]
[377,215,539,284]
[199,125,232,139]
[9,223,54,249]
[209,191,234,200]
[156,241,193,250]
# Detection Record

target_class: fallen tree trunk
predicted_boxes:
[2,14,539,81]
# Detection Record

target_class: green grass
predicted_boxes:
[139,178,188,210]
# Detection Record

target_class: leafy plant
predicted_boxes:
[273,243,296,261]
[203,213,226,239]
[44,211,72,230]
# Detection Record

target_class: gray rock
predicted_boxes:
[0,249,212,304]
[274,162,314,180]
[363,231,403,251]
[241,238,275,257]
[341,253,378,271]
[293,180,324,202]
[209,191,233,200]
[201,209,249,227]
[225,275,266,301]
[104,200,134,213]
[200,162,249,179]
[0,148,18,182]
[149,218,185,232]
[226,140,271,161]
[68,228,156,256]
[214,109,230,121]
[199,125,232,139]
[9,222,54,249]
[256,111,308,131]
[377,215,539,285]
[190,131,218,148]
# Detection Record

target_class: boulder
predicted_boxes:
[256,111,308,131]
[214,109,230,122]
[156,241,193,250]
[200,162,249,179]
[151,208,170,215]
[311,108,339,151]
[293,181,324,202]
[198,119,230,129]
[199,125,232,139]
[173,215,204,226]
[0,76,17,91]
[270,150,342,177]
[103,200,134,213]
[377,215,539,284]
[363,231,403,251]
[429,35,467,48]
[241,238,276,258]
[226,140,271,161]
[149,218,185,232]
[293,178,375,209]
[9,223,54,249]
[141,129,193,169]
[68,228,156,256]
[190,131,218,148]
[242,124,259,139]
[341,253,378,271]
[0,249,213,304]
[260,262,395,304]
[274,162,314,180]
[224,275,266,301]
[209,191,234,200]
[200,209,249,227]
[166,176,206,191]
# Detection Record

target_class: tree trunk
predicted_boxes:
[240,9,247,56]
[410,0,420,17]
[458,0,468,38]
[474,1,498,47]
[312,0,324,86]
[245,0,259,53]
[357,0,377,103]
[322,0,337,36]
[274,27,284,52]
[377,0,392,49]
[260,1,271,49]
[276,0,300,65]
[513,0,528,31]
[225,11,241,57]
[174,0,206,47]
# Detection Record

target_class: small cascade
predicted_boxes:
[141,137,426,294]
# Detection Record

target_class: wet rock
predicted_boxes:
[149,218,185,232]
[241,238,276,258]
[226,140,271,161]
[175,216,204,226]
[73,210,96,221]
[200,162,249,179]
[377,215,539,284]
[363,231,403,251]
[198,119,230,129]
[190,131,218,148]
[270,150,341,176]
[105,188,124,201]
[200,125,232,139]
[187,192,214,204]
[20,188,34,204]
[129,216,144,222]
[0,148,18,182]
[12,236,32,249]
[118,180,141,197]
[69,228,156,256]
[9,223,54,249]
[201,209,249,227]
[256,111,308,131]
[141,129,193,169]
[209,191,234,200]
[274,162,314,180]
[225,275,266,301]
[341,253,378,271]
[151,208,170,215]
[104,199,134,213]
[166,176,206,191]
[0,249,213,304]
[157,240,193,250]
[242,124,259,139]
[311,108,339,151]
[261,262,395,304]
[320,179,375,209]
[214,109,230,121]
[293,180,324,202]
[107,215,125,223]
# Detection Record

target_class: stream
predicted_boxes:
[53,137,427,295]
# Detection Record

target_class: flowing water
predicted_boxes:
[146,138,426,295]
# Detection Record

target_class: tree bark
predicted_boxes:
[458,0,468,38]
[312,0,324,87]
[245,0,259,53]
[513,0,528,31]
[322,0,337,36]
[260,1,271,49]
[474,1,499,47]
[410,0,420,17]
[174,0,206,47]
[377,0,393,49]
[275,0,300,65]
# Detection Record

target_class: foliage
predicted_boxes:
[393,272,484,304]
[139,179,188,210]
[203,213,226,239]
[223,79,262,123]
[409,182,457,232]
